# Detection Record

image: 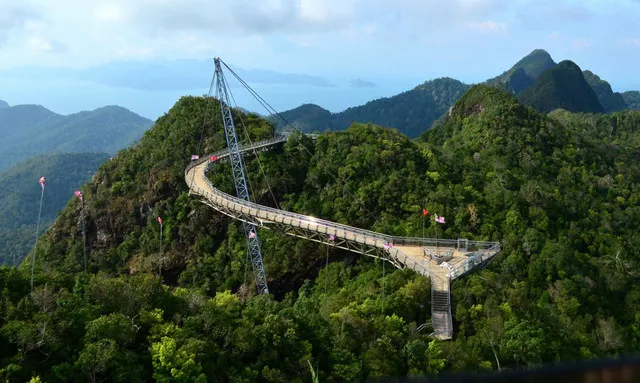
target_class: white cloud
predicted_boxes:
[466,20,508,34]
[621,38,640,46]
[0,0,637,72]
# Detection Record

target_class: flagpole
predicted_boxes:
[159,223,163,276]
[31,185,45,292]
[82,197,87,272]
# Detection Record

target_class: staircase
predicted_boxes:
[431,276,453,340]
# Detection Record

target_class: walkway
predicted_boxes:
[184,135,501,339]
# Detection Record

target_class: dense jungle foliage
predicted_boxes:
[623,91,640,110]
[0,152,110,265]
[2,86,640,382]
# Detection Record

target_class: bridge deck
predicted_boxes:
[184,135,501,340]
[184,136,500,282]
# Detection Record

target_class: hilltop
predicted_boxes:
[2,87,640,381]
[270,77,470,137]
[517,60,605,113]
[485,48,557,93]
[0,100,9,109]
[0,152,110,265]
[0,104,152,171]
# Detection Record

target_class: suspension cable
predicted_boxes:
[220,60,381,227]
[214,75,259,204]
[222,73,281,210]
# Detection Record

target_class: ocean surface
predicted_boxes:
[0,75,427,120]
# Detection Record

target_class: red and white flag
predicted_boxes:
[157,217,163,225]
[39,176,46,189]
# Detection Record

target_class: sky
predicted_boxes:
[0,0,639,119]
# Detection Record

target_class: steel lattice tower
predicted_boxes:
[214,58,269,294]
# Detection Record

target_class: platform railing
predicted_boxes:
[185,135,501,284]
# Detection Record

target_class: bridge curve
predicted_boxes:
[185,135,501,339]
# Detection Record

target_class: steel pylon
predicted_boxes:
[213,57,269,294]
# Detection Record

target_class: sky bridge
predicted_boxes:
[185,135,500,340]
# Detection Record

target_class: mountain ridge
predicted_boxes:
[0,103,153,171]
[485,48,558,93]
[270,77,470,137]
[272,49,638,136]
[518,60,605,113]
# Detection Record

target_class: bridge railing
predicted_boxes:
[185,136,501,281]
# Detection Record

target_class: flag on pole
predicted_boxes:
[191,155,200,160]
[157,217,163,225]
[422,208,429,216]
[74,191,83,201]
[249,231,256,239]
[434,213,446,224]
[39,176,46,189]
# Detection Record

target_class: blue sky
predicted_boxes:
[0,0,639,119]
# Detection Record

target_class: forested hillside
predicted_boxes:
[271,78,470,137]
[582,70,627,113]
[518,60,605,113]
[0,104,152,171]
[0,152,110,265]
[623,91,640,110]
[2,89,640,381]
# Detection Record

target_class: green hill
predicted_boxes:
[0,104,152,171]
[623,91,640,110]
[518,60,605,113]
[485,49,557,93]
[274,103,332,133]
[0,152,110,265]
[3,89,640,381]
[271,77,470,137]
[582,70,627,112]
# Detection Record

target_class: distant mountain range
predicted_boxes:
[270,78,470,138]
[271,49,640,137]
[0,101,153,171]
